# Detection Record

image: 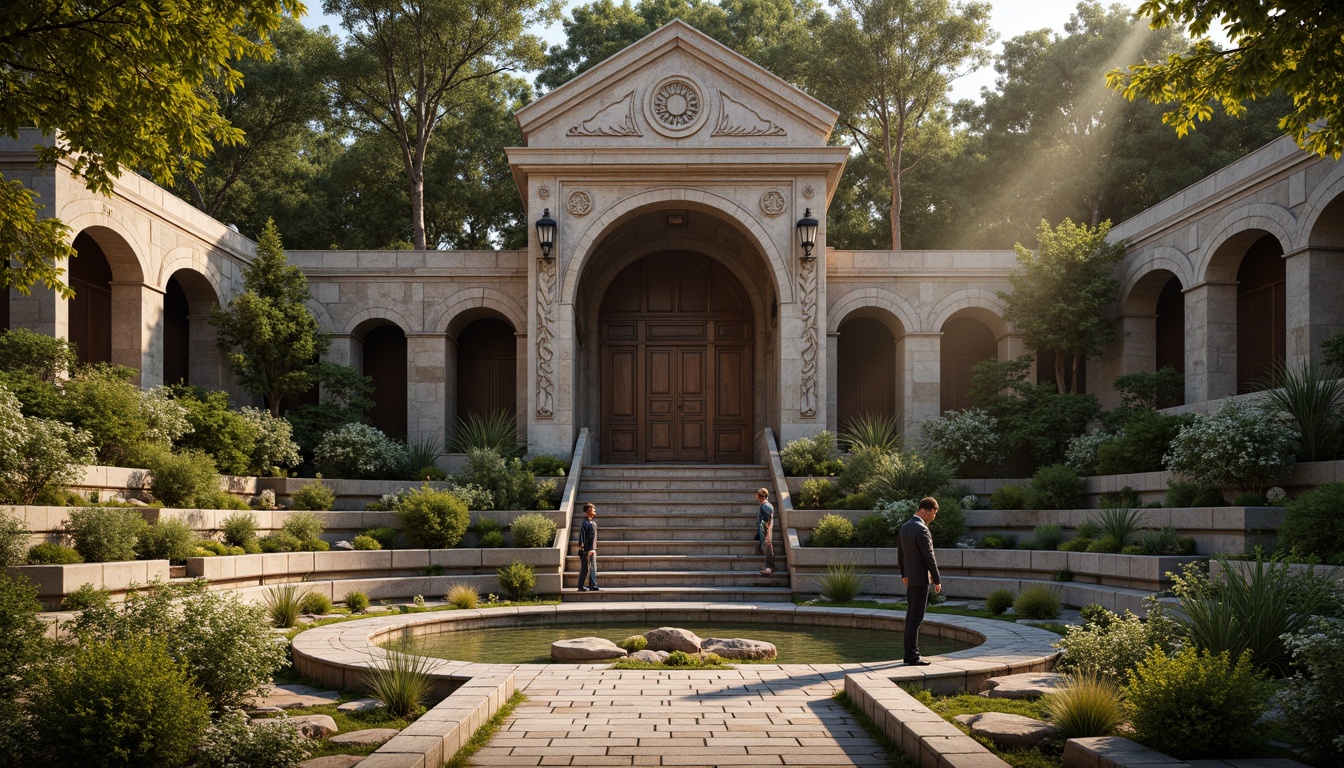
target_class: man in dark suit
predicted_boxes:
[897,497,941,665]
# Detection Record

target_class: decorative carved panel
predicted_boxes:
[799,256,819,418]
[535,257,557,418]
[567,92,642,137]
[644,75,709,138]
[713,92,786,136]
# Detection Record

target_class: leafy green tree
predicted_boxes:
[1109,1,1344,158]
[211,220,328,416]
[0,0,302,296]
[326,0,560,250]
[1001,218,1125,392]
[811,0,994,250]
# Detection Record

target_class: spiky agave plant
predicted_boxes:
[449,411,521,456]
[839,413,903,454]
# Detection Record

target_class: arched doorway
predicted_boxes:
[1156,275,1185,378]
[598,251,753,463]
[940,315,998,413]
[837,316,898,430]
[69,232,113,365]
[359,323,408,440]
[163,276,191,385]
[455,317,517,422]
[1236,234,1285,392]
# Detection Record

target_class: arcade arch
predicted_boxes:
[939,310,1001,413]
[835,310,902,432]
[351,319,409,441]
[1120,268,1186,405]
[443,308,521,446]
[162,269,225,390]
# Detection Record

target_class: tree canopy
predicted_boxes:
[1109,0,1344,158]
[1000,218,1126,393]
[0,0,303,295]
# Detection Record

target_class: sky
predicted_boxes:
[299,0,1228,103]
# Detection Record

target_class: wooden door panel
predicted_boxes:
[603,345,639,462]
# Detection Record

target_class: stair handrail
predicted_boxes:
[552,428,591,588]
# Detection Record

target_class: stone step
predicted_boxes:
[567,540,779,555]
[574,489,769,503]
[583,464,770,477]
[578,478,771,490]
[561,569,788,588]
[568,526,781,542]
[567,514,766,528]
[571,502,763,514]
[563,586,795,602]
[564,554,783,571]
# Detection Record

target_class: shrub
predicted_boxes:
[0,384,96,504]
[238,406,302,476]
[1096,410,1192,475]
[352,534,382,550]
[510,512,557,548]
[497,560,536,600]
[0,571,49,758]
[989,484,1027,510]
[1013,585,1061,620]
[1263,360,1344,462]
[985,589,1015,615]
[281,511,324,541]
[526,454,567,476]
[1028,524,1065,551]
[198,709,310,768]
[264,584,306,628]
[1057,538,1089,552]
[1171,553,1341,676]
[819,562,869,602]
[0,512,28,568]
[1280,617,1344,765]
[221,511,259,548]
[454,448,543,510]
[1165,479,1224,507]
[289,478,335,511]
[65,507,145,563]
[295,592,331,616]
[71,580,289,712]
[480,530,505,547]
[1137,526,1180,556]
[446,583,479,609]
[1044,672,1125,739]
[362,525,400,549]
[796,478,837,509]
[1091,507,1144,548]
[1063,430,1113,475]
[365,638,434,718]
[134,518,197,563]
[170,386,258,476]
[1085,536,1122,553]
[448,482,495,511]
[139,446,219,508]
[811,514,855,547]
[57,366,190,466]
[1165,400,1298,501]
[928,497,965,547]
[977,533,1015,549]
[259,530,302,553]
[852,513,894,547]
[314,422,409,480]
[1279,482,1344,562]
[27,541,82,564]
[61,583,111,612]
[1026,464,1081,510]
[344,590,370,613]
[0,327,76,381]
[840,414,902,454]
[1124,647,1273,759]
[1054,602,1182,680]
[920,408,1005,471]
[29,637,211,768]
[780,430,837,476]
[618,635,648,652]
[449,410,521,456]
[397,486,470,548]
[862,450,953,505]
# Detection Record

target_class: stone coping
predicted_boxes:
[360,673,515,768]
[845,674,1010,768]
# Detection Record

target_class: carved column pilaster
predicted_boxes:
[535,257,556,419]
[799,257,819,418]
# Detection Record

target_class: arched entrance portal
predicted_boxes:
[598,252,754,463]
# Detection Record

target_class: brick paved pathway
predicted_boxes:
[471,665,891,767]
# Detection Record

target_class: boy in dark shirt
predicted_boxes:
[578,503,599,591]
[756,488,775,575]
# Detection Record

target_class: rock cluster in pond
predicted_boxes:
[553,627,779,662]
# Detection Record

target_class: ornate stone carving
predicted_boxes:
[538,185,550,199]
[760,190,786,217]
[799,256,819,418]
[567,92,642,137]
[535,257,557,419]
[566,189,592,217]
[644,75,709,138]
[713,92,786,137]
[802,185,815,200]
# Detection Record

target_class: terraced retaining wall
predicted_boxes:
[6,559,171,610]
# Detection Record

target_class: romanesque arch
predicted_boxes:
[162,268,224,390]
[833,306,904,433]
[1122,267,1186,389]
[939,308,1002,413]
[351,318,408,441]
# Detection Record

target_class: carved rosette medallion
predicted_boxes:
[644,75,709,138]
[566,190,592,217]
[799,257,819,418]
[538,185,550,199]
[535,257,557,419]
[760,190,786,217]
[802,186,815,200]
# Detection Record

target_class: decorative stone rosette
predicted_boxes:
[644,75,709,138]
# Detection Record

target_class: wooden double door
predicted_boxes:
[599,252,754,463]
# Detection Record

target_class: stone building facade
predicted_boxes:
[3,21,1342,461]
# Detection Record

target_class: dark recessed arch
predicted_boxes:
[940,314,998,413]
[354,319,408,441]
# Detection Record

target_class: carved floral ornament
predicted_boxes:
[566,189,593,217]
[566,77,787,140]
[760,190,786,217]
[645,75,709,137]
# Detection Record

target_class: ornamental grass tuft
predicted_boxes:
[263,583,306,628]
[446,583,479,610]
[1013,584,1061,620]
[1043,672,1125,739]
[366,636,435,718]
[819,562,869,603]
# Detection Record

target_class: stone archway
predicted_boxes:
[597,251,754,463]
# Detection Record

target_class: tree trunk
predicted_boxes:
[409,164,426,251]
[1054,354,1067,394]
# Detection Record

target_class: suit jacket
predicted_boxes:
[897,516,940,586]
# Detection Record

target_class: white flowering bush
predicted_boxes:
[1164,400,1298,500]
[1266,486,1286,504]
[198,709,309,768]
[252,489,277,510]
[141,386,192,445]
[1065,431,1115,475]
[0,384,95,504]
[1280,617,1344,764]
[920,408,1005,470]
[960,493,978,509]
[1054,602,1182,681]
[314,423,409,480]
[239,407,300,476]
[447,482,494,511]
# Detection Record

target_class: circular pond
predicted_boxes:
[390,620,973,664]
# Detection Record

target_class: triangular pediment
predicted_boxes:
[515,20,838,148]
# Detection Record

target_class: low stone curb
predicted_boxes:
[845,674,1009,768]
[355,674,514,768]
[1063,736,1190,768]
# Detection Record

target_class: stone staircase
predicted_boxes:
[564,464,792,602]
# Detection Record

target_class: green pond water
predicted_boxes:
[398,621,974,664]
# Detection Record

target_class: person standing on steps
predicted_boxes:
[897,497,941,665]
[577,503,599,591]
[756,488,775,576]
